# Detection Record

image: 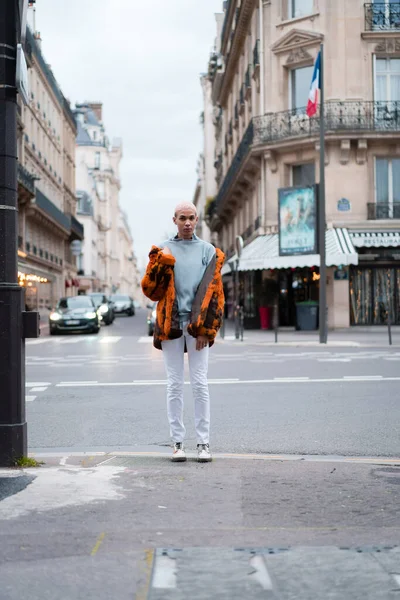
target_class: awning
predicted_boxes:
[221,228,358,274]
[349,230,400,248]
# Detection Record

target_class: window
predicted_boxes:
[375,158,400,218]
[288,0,313,19]
[290,66,313,111]
[370,0,400,31]
[94,152,101,169]
[292,163,315,186]
[93,130,97,141]
[375,58,400,102]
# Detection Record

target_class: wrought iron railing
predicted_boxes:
[253,101,400,146]
[245,66,251,89]
[34,189,71,231]
[17,163,35,195]
[215,121,254,211]
[215,101,400,214]
[364,3,400,30]
[253,40,260,68]
[368,202,400,219]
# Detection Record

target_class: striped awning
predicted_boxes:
[349,230,400,248]
[221,228,358,274]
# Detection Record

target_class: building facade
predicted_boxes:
[74,103,140,298]
[17,27,83,314]
[206,0,400,328]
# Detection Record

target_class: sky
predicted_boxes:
[29,0,222,269]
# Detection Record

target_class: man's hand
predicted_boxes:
[161,246,171,256]
[196,335,208,351]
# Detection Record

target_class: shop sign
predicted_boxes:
[18,271,49,286]
[337,198,351,212]
[278,185,318,256]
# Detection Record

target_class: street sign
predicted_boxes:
[70,240,82,256]
[16,45,29,105]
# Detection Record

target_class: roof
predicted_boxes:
[222,228,358,275]
[349,230,400,248]
[76,120,92,145]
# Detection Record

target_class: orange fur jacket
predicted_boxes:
[141,246,225,350]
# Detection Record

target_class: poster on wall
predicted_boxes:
[278,185,318,256]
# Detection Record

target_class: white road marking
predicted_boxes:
[344,375,383,380]
[56,376,400,388]
[318,358,352,362]
[152,555,177,589]
[26,382,51,387]
[60,381,98,384]
[26,339,49,345]
[26,396,36,402]
[274,377,310,381]
[138,337,154,343]
[393,574,400,587]
[99,336,122,344]
[384,357,400,361]
[249,555,273,590]
[30,386,47,392]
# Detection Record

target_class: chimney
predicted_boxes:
[87,102,103,122]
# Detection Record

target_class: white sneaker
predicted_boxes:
[172,442,186,462]
[197,443,212,463]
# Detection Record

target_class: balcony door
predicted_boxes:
[374,57,400,127]
[371,0,400,31]
[375,157,400,218]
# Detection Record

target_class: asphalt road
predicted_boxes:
[25,309,400,457]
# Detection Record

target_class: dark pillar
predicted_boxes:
[0,0,27,465]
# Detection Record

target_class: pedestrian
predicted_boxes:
[141,202,225,463]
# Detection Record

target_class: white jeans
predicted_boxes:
[161,322,210,445]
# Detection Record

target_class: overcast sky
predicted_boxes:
[29,0,222,269]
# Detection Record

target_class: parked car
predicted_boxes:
[49,296,100,335]
[147,302,156,336]
[88,293,115,325]
[110,294,135,316]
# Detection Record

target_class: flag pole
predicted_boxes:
[318,43,327,344]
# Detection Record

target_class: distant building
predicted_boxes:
[74,102,140,297]
[17,26,83,313]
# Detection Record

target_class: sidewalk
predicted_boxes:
[0,452,399,599]
[220,320,400,347]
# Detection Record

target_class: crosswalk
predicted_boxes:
[27,335,124,345]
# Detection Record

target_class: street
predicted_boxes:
[26,310,400,456]
[0,309,399,599]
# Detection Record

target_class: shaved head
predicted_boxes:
[173,202,199,239]
[174,202,197,217]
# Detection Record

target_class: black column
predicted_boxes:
[0,0,27,465]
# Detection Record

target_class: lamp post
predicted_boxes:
[0,0,39,466]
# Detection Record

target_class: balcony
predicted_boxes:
[70,214,84,240]
[368,202,400,219]
[17,163,35,196]
[364,3,400,31]
[215,101,400,215]
[33,189,71,232]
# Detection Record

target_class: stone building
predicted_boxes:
[74,102,139,298]
[205,0,400,329]
[17,27,83,314]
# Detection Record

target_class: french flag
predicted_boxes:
[306,51,321,118]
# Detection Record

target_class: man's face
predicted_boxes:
[173,208,198,239]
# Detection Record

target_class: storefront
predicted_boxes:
[222,228,358,330]
[18,262,56,312]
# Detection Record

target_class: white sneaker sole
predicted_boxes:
[198,456,212,463]
[171,454,187,462]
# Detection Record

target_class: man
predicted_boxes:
[141,202,225,463]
